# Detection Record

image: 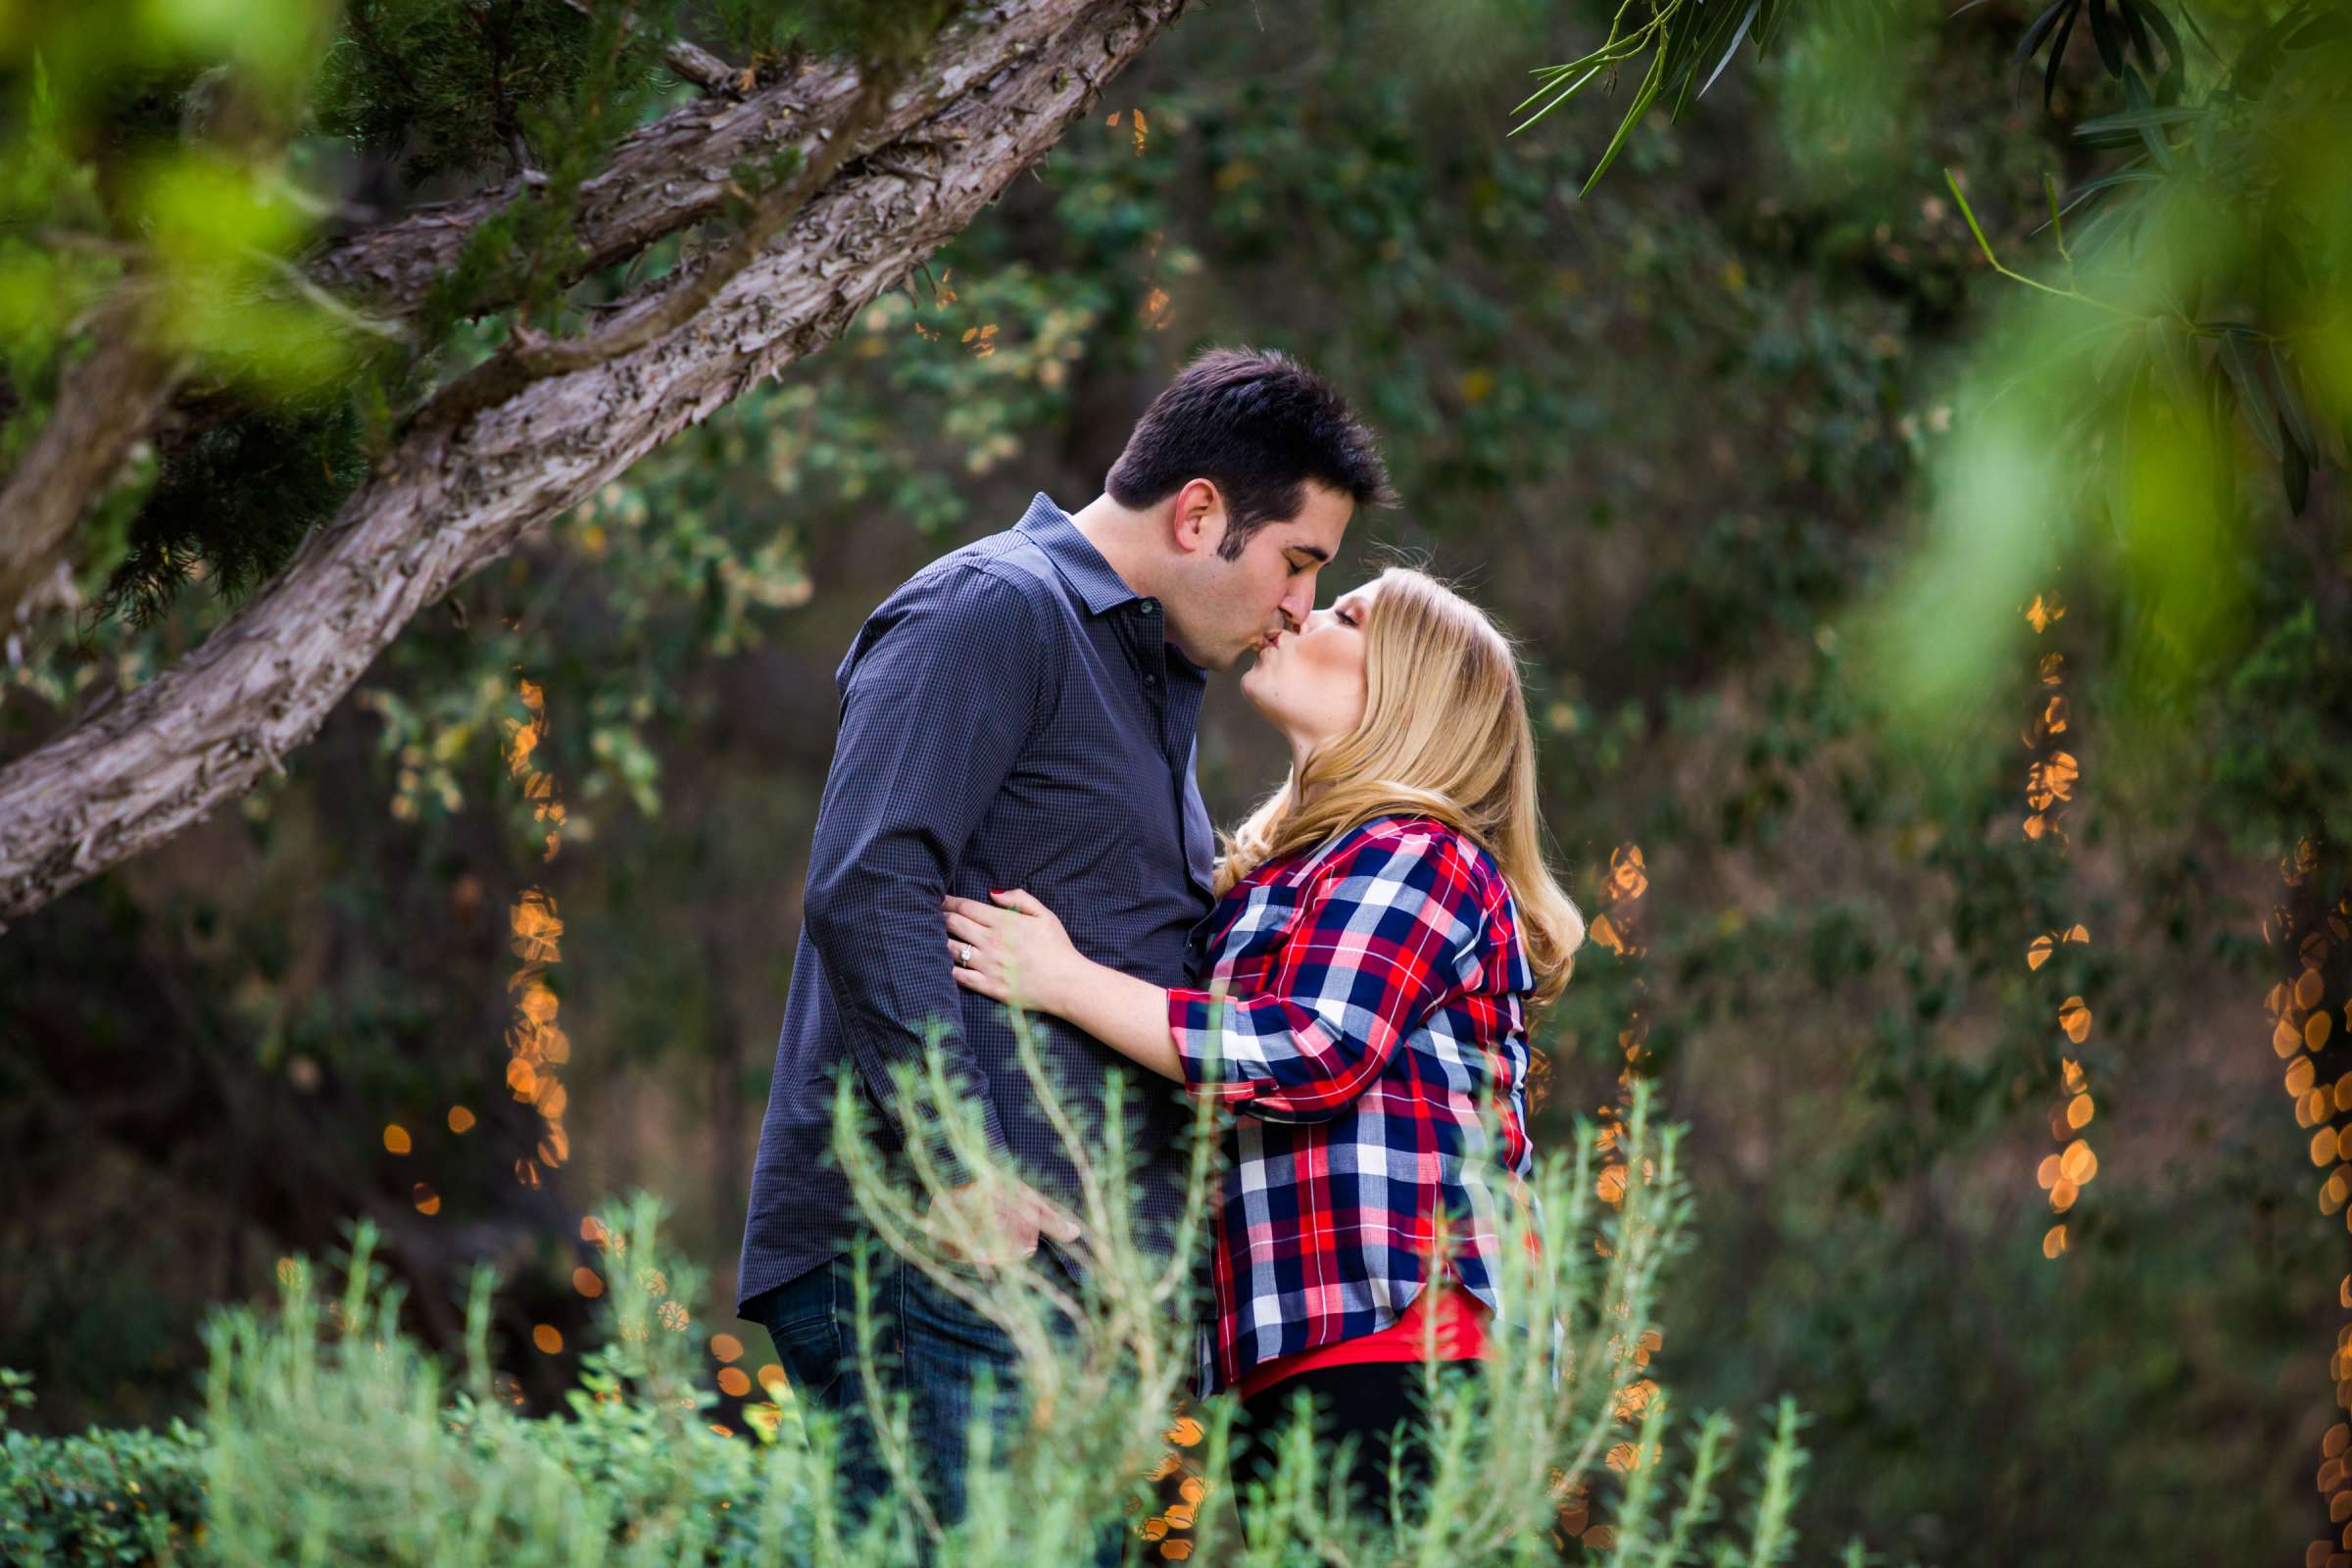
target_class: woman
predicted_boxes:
[940,564,1585,1514]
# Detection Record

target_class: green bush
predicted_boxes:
[0,1037,1836,1566]
[1,1369,208,1566]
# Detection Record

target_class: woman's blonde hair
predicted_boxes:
[1215,565,1587,1011]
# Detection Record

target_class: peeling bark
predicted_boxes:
[0,0,1188,925]
[302,0,1099,322]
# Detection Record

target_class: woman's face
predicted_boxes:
[1240,580,1375,756]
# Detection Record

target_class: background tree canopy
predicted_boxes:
[3,0,2348,1563]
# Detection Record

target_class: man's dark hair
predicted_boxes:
[1105,348,1397,561]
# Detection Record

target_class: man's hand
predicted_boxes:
[923,1176,1084,1266]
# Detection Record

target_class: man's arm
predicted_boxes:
[801,564,1045,1181]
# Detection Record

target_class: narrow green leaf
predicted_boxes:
[2086,0,2124,76]
[1943,168,2001,270]
[1513,42,1626,115]
[2287,10,2350,48]
[2137,0,2185,100]
[1695,0,1762,100]
[2217,332,2281,461]
[2073,105,2204,134]
[2282,421,2311,514]
[2042,1,2080,112]
[2269,343,2318,466]
[2049,165,2161,222]
[1509,59,1611,135]
[2014,0,2074,64]
[2113,0,2156,75]
[1580,49,1668,198]
[2117,66,2173,170]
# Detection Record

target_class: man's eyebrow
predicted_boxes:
[1284,544,1333,564]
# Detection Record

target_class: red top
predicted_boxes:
[1232,1278,1493,1401]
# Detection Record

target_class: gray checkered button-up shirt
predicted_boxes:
[737,493,1217,1310]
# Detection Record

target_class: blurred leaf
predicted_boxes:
[2085,0,2122,78]
[2039,1,2079,113]
[2217,330,2280,462]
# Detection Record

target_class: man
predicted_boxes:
[736,346,1394,1538]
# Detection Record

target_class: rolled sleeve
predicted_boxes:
[1166,828,1481,1124]
[802,564,1046,1176]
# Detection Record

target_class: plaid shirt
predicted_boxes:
[1167,815,1539,1395]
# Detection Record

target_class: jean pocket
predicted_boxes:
[914,1250,1034,1330]
[756,1270,848,1403]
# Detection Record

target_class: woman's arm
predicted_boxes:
[1163,825,1480,1123]
[1050,962,1182,1081]
[945,824,1487,1108]
[943,891,1183,1080]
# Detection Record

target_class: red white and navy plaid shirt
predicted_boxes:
[1166,814,1539,1396]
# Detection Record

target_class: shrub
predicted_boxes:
[0,1030,1829,1566]
[1,1369,208,1566]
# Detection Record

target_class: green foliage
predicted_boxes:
[703,0,962,67]
[99,395,373,625]
[1515,0,1800,191]
[1,1368,209,1567]
[188,1207,793,1566]
[0,1069,1823,1566]
[0,54,115,467]
[2209,601,2352,856]
[3,1208,786,1566]
[313,0,662,190]
[6,3,2348,1562]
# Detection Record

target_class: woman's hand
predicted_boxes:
[943,889,1090,1016]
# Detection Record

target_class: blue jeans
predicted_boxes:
[745,1243,1124,1563]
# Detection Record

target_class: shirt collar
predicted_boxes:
[1018,492,1148,615]
[1017,493,1208,681]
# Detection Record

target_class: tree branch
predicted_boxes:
[300,0,1086,320]
[429,66,901,426]
[0,286,187,631]
[0,0,1188,926]
[558,0,748,98]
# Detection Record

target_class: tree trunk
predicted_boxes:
[0,0,1189,926]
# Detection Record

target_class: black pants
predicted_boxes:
[1227,1360,1478,1527]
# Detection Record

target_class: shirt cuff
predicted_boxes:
[1166,985,1258,1103]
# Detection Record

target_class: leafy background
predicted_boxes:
[4,0,2349,1561]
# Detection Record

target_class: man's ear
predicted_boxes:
[1169,478,1225,558]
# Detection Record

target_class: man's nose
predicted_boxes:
[1280,580,1316,628]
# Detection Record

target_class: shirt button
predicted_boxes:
[1139,599,1158,615]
